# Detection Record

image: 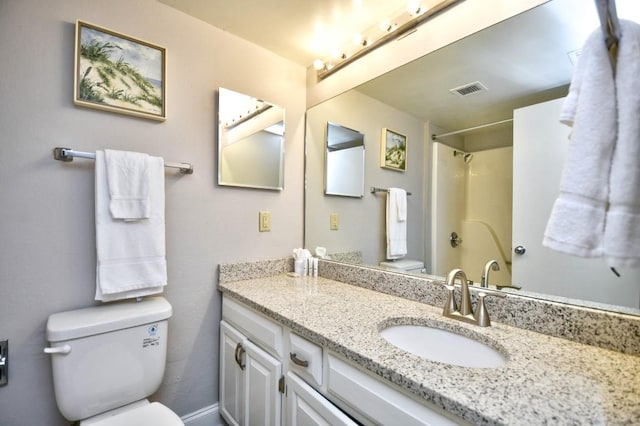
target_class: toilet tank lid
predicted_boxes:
[379,259,424,270]
[46,297,172,342]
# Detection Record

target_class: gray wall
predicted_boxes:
[305,90,425,265]
[0,0,305,424]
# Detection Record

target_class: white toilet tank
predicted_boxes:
[46,297,172,422]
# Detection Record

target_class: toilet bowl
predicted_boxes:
[45,297,183,425]
[379,259,425,273]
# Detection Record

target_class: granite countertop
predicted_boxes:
[218,274,640,425]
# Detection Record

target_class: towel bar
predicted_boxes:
[370,187,412,196]
[53,147,193,174]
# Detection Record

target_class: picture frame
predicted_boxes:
[74,20,166,121]
[380,128,407,171]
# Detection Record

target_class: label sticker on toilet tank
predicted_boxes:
[142,324,160,348]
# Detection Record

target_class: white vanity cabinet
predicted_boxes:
[220,297,285,426]
[220,295,465,426]
[220,320,283,426]
[221,296,356,426]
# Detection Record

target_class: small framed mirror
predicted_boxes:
[218,87,285,190]
[324,122,365,197]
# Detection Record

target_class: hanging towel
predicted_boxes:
[542,24,617,258]
[605,20,640,268]
[386,188,407,259]
[95,150,167,302]
[105,149,150,220]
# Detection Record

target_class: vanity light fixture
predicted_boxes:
[313,0,462,81]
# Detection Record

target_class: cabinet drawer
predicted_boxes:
[288,333,323,386]
[327,354,465,426]
[222,297,283,357]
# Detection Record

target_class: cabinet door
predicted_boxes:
[244,338,283,426]
[220,321,244,426]
[285,372,357,426]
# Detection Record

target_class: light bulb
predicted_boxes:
[313,59,324,70]
[407,1,423,16]
[352,33,364,46]
[379,19,392,32]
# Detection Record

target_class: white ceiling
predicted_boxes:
[158,0,639,132]
[157,0,411,66]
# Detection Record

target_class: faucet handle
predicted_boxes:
[434,280,458,315]
[473,291,506,327]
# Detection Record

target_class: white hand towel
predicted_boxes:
[95,150,167,302]
[105,149,150,220]
[386,188,407,259]
[543,24,617,257]
[605,20,640,268]
[395,188,407,222]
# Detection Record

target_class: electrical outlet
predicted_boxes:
[0,339,7,386]
[259,211,271,232]
[330,213,339,230]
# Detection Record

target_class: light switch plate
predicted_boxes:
[330,213,339,230]
[259,211,271,232]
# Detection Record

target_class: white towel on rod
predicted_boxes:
[543,24,617,258]
[95,150,167,302]
[105,149,150,220]
[386,188,407,259]
[605,20,640,268]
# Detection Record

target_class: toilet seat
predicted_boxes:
[81,402,183,426]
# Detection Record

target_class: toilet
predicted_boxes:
[44,297,183,425]
[379,259,425,273]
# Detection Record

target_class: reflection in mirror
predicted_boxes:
[325,122,365,197]
[304,0,640,314]
[218,87,285,190]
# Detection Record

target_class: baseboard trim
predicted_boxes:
[181,403,223,426]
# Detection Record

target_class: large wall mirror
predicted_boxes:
[218,87,285,190]
[305,0,640,314]
[325,122,365,197]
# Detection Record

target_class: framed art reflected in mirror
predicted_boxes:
[380,128,407,172]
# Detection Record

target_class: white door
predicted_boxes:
[220,320,245,426]
[244,338,283,426]
[513,98,639,307]
[285,372,357,426]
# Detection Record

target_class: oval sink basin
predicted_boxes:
[380,325,507,368]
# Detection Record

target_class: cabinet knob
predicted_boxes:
[514,245,526,255]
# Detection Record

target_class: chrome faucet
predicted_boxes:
[481,260,500,288]
[441,268,506,327]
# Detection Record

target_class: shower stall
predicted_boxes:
[431,142,513,286]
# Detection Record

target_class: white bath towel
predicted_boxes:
[105,149,150,220]
[95,150,167,301]
[543,24,617,258]
[605,20,640,268]
[386,188,407,259]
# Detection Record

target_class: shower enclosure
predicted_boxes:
[431,142,513,286]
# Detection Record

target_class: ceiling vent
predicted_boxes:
[449,81,488,97]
